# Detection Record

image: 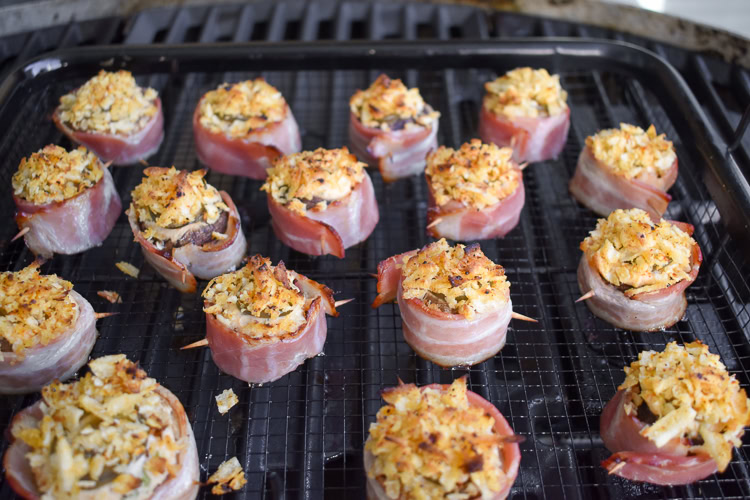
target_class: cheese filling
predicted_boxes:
[350,74,440,131]
[203,255,309,338]
[426,139,520,210]
[401,239,510,319]
[484,67,568,118]
[57,70,158,135]
[580,208,697,296]
[131,167,229,247]
[198,79,288,138]
[0,264,78,359]
[366,378,507,499]
[620,342,750,472]
[587,123,676,180]
[261,147,366,215]
[12,145,103,205]
[12,355,183,498]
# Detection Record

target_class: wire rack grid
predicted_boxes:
[0,50,749,500]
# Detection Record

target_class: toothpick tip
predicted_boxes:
[426,218,443,229]
[511,311,538,323]
[11,227,30,242]
[180,338,209,350]
[369,273,378,278]
[94,312,119,319]
[576,290,595,303]
[334,298,354,308]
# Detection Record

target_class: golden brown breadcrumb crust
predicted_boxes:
[580,208,696,296]
[401,239,510,319]
[484,67,567,118]
[12,145,103,205]
[350,74,439,131]
[621,342,750,472]
[426,139,520,210]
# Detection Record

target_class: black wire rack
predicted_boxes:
[0,40,749,500]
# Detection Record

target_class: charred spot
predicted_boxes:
[448,275,464,287]
[463,455,484,473]
[636,402,659,425]
[428,432,438,444]
[688,435,705,446]
[695,372,704,380]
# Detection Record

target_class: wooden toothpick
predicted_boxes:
[334,298,354,308]
[511,311,538,323]
[426,218,443,229]
[94,312,119,320]
[575,290,595,303]
[180,338,209,350]
[11,227,30,242]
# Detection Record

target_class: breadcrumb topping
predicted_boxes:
[0,264,77,359]
[426,139,520,210]
[216,389,239,415]
[12,145,103,205]
[621,342,750,472]
[350,74,440,131]
[207,457,247,495]
[203,255,308,338]
[198,79,288,138]
[115,262,140,279]
[57,70,158,135]
[366,378,507,499]
[401,239,510,319]
[12,355,182,498]
[131,167,229,243]
[484,67,568,118]
[587,123,676,180]
[580,209,696,297]
[261,147,366,215]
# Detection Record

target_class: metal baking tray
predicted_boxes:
[0,40,749,499]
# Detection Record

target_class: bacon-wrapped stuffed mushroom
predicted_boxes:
[193,78,301,179]
[348,74,440,182]
[53,70,164,165]
[4,354,200,499]
[569,123,678,218]
[127,167,247,293]
[578,208,701,332]
[601,342,750,485]
[202,255,338,384]
[0,264,97,395]
[261,147,378,258]
[365,377,521,500]
[372,239,513,367]
[426,139,524,241]
[479,67,570,163]
[12,145,121,258]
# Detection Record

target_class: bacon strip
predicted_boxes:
[569,145,677,219]
[426,176,525,241]
[478,106,570,163]
[0,291,97,395]
[14,167,121,259]
[193,99,301,180]
[370,250,419,308]
[364,383,520,500]
[206,297,327,384]
[128,191,247,293]
[348,112,438,182]
[53,98,164,166]
[266,172,378,258]
[4,385,200,499]
[600,389,718,485]
[577,227,701,331]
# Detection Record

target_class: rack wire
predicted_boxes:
[0,43,749,500]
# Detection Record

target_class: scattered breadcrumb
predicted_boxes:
[115,261,140,278]
[207,457,247,495]
[97,290,122,304]
[215,389,239,415]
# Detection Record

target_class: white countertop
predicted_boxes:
[604,0,750,39]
